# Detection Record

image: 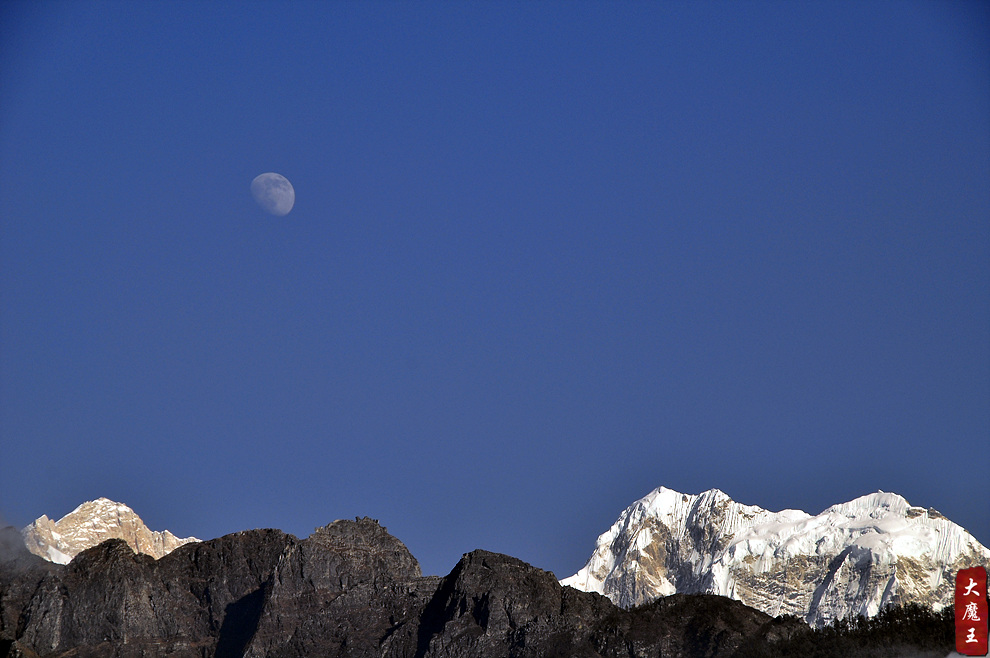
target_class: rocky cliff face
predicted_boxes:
[561,487,990,626]
[410,549,799,658]
[1,517,808,658]
[21,498,198,564]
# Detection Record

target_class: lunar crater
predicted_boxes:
[251,172,295,216]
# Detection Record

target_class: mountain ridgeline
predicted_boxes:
[563,487,990,627]
[1,518,808,658]
[1,489,979,657]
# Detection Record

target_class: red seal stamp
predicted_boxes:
[956,567,988,656]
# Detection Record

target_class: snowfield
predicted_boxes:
[562,487,990,626]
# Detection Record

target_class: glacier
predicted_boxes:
[561,486,990,626]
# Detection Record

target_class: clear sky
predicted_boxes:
[1,1,987,578]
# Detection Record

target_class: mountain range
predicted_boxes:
[1,517,821,658]
[1,488,982,657]
[562,487,990,627]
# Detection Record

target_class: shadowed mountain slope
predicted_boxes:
[0,517,954,657]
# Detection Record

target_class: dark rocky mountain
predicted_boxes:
[0,519,951,658]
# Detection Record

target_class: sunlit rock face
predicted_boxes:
[561,487,990,626]
[21,498,199,564]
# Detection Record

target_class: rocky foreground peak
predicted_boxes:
[20,498,199,564]
[306,516,422,582]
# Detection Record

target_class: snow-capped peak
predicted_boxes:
[21,498,199,565]
[562,486,990,626]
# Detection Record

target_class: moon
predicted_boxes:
[251,173,295,216]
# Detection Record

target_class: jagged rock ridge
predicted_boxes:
[561,486,990,626]
[0,517,813,658]
[20,498,199,564]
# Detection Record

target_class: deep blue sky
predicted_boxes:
[1,1,987,578]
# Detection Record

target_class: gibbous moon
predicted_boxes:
[251,173,295,216]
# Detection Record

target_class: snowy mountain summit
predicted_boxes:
[561,487,990,626]
[21,497,199,564]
